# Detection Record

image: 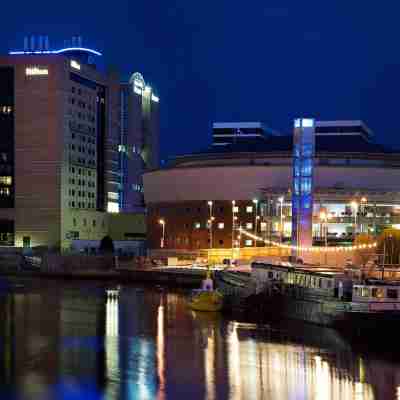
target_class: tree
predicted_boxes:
[99,236,115,254]
[353,234,376,268]
[377,228,400,266]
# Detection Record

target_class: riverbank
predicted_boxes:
[0,266,208,287]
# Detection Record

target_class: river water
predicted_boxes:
[0,278,399,400]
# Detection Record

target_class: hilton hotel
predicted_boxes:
[0,37,159,249]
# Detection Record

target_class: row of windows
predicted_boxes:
[68,189,96,198]
[72,217,106,229]
[69,167,94,176]
[0,188,10,196]
[68,178,96,188]
[71,133,96,144]
[71,157,96,167]
[0,106,12,115]
[0,176,12,185]
[69,121,96,135]
[69,201,96,209]
[169,205,257,214]
[187,221,256,230]
[69,144,96,155]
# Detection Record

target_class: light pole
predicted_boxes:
[208,201,213,249]
[278,196,284,243]
[360,197,367,233]
[159,219,165,248]
[351,200,358,238]
[253,199,258,247]
[232,200,236,258]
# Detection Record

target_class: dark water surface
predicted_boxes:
[0,278,400,399]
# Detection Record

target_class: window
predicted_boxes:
[245,239,253,246]
[219,240,224,245]
[218,222,224,229]
[73,218,77,227]
[233,206,239,213]
[0,188,10,196]
[0,176,12,185]
[83,218,87,227]
[246,222,253,230]
[246,206,253,213]
[194,222,201,229]
[260,222,267,231]
[93,220,96,227]
[387,289,398,299]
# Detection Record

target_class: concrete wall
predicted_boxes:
[144,164,400,203]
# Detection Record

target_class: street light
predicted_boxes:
[232,200,236,257]
[253,199,258,247]
[159,219,165,248]
[360,197,367,233]
[208,201,213,249]
[278,196,284,243]
[351,200,358,237]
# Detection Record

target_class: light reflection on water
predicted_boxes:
[0,280,399,399]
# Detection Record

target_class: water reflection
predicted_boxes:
[0,280,400,399]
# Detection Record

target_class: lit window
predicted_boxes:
[218,223,224,229]
[246,206,253,213]
[0,188,10,196]
[70,60,81,70]
[233,206,239,213]
[246,223,253,230]
[0,176,12,185]
[194,222,201,229]
[260,222,267,231]
[151,94,159,103]
[108,192,119,200]
[107,201,119,213]
[245,240,253,246]
[118,145,127,153]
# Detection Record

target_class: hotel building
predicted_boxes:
[0,37,159,249]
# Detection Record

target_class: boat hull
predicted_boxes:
[245,292,400,337]
[188,291,223,312]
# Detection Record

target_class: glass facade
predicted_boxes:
[292,119,315,252]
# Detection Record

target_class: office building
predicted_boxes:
[119,72,159,212]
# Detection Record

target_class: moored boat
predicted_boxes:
[217,261,400,336]
[188,270,223,312]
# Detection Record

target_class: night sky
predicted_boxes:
[1,1,400,160]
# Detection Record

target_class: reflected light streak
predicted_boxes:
[204,335,216,400]
[157,302,166,400]
[228,322,242,400]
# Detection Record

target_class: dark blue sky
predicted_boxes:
[2,1,400,159]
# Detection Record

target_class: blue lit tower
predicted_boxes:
[291,118,315,260]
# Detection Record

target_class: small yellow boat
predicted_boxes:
[188,269,223,312]
[189,289,223,312]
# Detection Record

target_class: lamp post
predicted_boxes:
[253,199,258,247]
[159,219,165,248]
[232,200,236,258]
[278,196,284,243]
[351,200,358,238]
[360,197,367,233]
[208,201,213,249]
